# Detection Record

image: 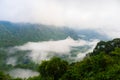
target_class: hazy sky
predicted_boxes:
[0,0,120,31]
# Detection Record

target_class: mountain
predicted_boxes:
[0,21,79,47]
[60,39,120,80]
[0,21,109,47]
[76,29,109,40]
[91,38,120,56]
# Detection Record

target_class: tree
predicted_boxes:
[38,57,68,80]
[0,71,11,80]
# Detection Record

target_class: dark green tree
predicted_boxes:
[0,71,11,80]
[38,57,68,80]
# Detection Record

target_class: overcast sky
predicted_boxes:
[0,0,120,37]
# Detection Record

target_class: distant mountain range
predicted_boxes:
[0,21,109,47]
[0,21,78,47]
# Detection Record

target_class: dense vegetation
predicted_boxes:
[1,38,120,80]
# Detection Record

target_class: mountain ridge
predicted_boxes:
[0,21,109,47]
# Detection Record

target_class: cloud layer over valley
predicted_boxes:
[10,37,99,63]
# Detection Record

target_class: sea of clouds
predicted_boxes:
[7,37,99,78]
[9,37,99,64]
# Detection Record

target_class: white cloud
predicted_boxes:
[13,37,99,63]
[8,68,39,79]
[6,57,17,66]
[96,27,120,38]
[0,0,120,28]
[76,39,99,61]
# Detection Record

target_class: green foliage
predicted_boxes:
[27,76,41,80]
[92,38,120,56]
[33,47,120,80]
[61,46,120,80]
[38,57,68,80]
[13,78,23,80]
[0,71,11,80]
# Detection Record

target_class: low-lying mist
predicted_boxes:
[8,68,39,79]
[9,37,99,63]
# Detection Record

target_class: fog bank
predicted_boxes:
[8,68,39,79]
[13,37,99,63]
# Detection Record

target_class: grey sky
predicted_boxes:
[0,0,120,37]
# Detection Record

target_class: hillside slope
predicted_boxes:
[0,21,78,47]
[0,21,109,47]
